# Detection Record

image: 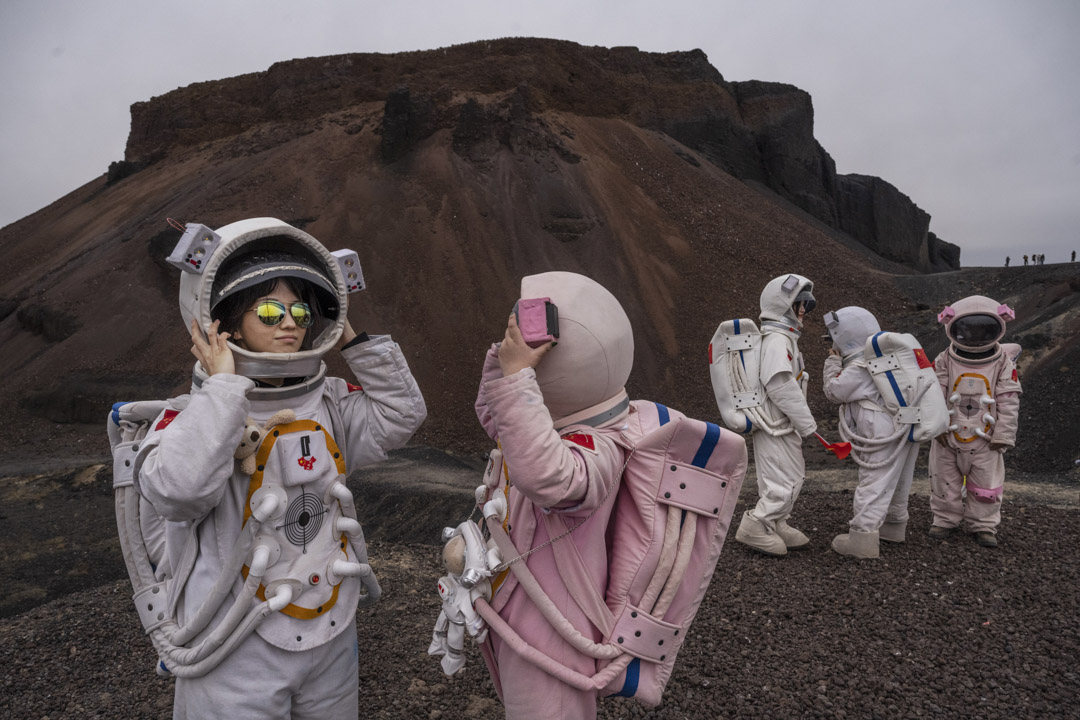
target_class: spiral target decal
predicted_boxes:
[280,488,326,549]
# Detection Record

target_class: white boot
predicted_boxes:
[775,519,810,549]
[879,520,906,544]
[735,510,788,556]
[831,528,880,559]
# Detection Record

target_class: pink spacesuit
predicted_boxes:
[473,272,634,719]
[929,295,1021,546]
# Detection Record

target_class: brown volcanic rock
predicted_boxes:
[119,39,953,272]
[1,37,1042,471]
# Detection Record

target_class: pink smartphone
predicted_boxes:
[514,297,560,347]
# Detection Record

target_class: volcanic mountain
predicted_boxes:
[1,38,1076,471]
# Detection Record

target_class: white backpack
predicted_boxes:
[864,332,949,442]
[836,332,949,468]
[707,319,792,437]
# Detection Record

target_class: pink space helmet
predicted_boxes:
[937,295,1015,353]
[520,271,634,430]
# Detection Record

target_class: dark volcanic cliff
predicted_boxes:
[122,40,957,273]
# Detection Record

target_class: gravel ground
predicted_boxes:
[2,489,1077,720]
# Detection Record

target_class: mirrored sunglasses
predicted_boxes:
[247,299,313,328]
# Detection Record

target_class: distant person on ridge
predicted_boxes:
[1072,250,1076,262]
[929,296,1021,547]
[1023,255,1029,266]
[1005,256,1010,267]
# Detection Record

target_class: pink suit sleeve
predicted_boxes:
[992,358,1022,446]
[483,368,624,513]
[474,343,504,441]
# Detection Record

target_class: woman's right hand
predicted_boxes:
[498,312,553,377]
[191,319,235,376]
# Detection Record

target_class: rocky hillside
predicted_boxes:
[117,40,957,273]
[5,38,1075,473]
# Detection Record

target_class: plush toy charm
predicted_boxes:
[234,410,298,475]
[428,495,506,676]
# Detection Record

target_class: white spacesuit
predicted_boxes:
[131,218,426,718]
[823,307,920,558]
[734,274,818,556]
[929,295,1021,547]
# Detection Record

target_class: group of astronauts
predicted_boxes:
[720,273,1021,560]
[114,217,1022,719]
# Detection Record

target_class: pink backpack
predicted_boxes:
[476,401,746,707]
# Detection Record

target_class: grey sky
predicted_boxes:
[2,0,1077,267]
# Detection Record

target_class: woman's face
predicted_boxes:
[233,281,308,353]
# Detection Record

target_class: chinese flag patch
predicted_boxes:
[913,348,933,370]
[155,409,179,431]
[346,382,364,393]
[563,433,596,452]
[1012,368,1018,381]
[708,343,713,364]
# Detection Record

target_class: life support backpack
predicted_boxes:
[708,319,792,436]
[864,332,949,443]
[473,401,747,708]
[107,400,379,678]
[835,332,948,469]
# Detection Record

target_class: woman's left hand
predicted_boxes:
[498,312,553,377]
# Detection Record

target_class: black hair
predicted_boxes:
[211,276,325,351]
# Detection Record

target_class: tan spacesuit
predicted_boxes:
[929,295,1021,547]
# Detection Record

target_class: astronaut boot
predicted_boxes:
[831,529,880,559]
[775,519,810,549]
[928,525,957,540]
[735,510,788,557]
[879,520,907,544]
[972,531,998,548]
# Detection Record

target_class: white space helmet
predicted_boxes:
[823,307,881,358]
[937,295,1015,353]
[760,273,815,325]
[177,218,349,378]
[520,272,634,430]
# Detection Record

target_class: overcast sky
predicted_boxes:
[2,0,1078,267]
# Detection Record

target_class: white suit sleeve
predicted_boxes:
[335,334,427,470]
[483,368,624,513]
[134,374,254,522]
[822,357,876,405]
[765,372,817,438]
